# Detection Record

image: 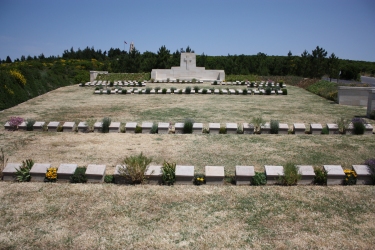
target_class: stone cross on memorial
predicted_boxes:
[184,56,192,70]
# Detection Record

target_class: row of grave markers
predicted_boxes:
[4,121,374,134]
[2,163,372,185]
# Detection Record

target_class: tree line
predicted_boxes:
[1,45,374,81]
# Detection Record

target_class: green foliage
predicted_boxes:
[121,89,127,94]
[183,118,194,134]
[313,167,327,185]
[270,120,279,134]
[265,87,271,95]
[278,163,301,186]
[351,117,366,135]
[202,89,208,94]
[306,80,337,102]
[219,126,227,134]
[70,167,87,183]
[162,88,167,94]
[0,148,8,180]
[194,174,205,185]
[16,159,34,182]
[102,117,111,133]
[343,169,357,186]
[252,172,266,186]
[213,81,218,85]
[104,174,114,183]
[282,89,288,95]
[106,89,110,94]
[135,125,142,133]
[86,118,96,132]
[161,161,176,185]
[25,118,36,131]
[252,116,265,134]
[118,152,152,184]
[185,86,191,94]
[171,87,176,93]
[242,89,248,95]
[150,122,158,134]
[336,117,349,134]
[193,86,199,93]
[145,87,151,94]
[369,109,375,119]
[321,126,329,134]
[178,90,182,94]
[155,86,160,93]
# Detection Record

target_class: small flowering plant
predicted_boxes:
[193,174,205,185]
[8,116,24,130]
[343,169,357,185]
[44,167,58,182]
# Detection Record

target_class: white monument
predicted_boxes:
[151,53,225,82]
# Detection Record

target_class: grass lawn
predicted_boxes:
[0,82,374,249]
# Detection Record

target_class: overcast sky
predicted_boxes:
[1,0,374,62]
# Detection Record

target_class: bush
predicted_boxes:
[194,86,199,93]
[104,175,114,183]
[313,167,327,185]
[15,159,34,182]
[117,152,152,184]
[282,89,288,95]
[102,117,111,133]
[219,126,227,134]
[336,117,349,134]
[351,117,366,135]
[252,172,266,185]
[70,167,87,183]
[202,89,207,94]
[242,89,248,95]
[26,118,36,131]
[155,86,161,93]
[122,89,127,94]
[150,122,158,134]
[161,161,176,185]
[252,116,265,134]
[278,163,301,186]
[171,87,176,93]
[343,169,357,185]
[145,87,151,94]
[265,87,271,95]
[185,86,191,94]
[162,88,167,94]
[150,78,155,83]
[138,81,142,86]
[109,81,113,87]
[270,120,279,134]
[250,82,255,87]
[213,81,218,85]
[192,78,197,83]
[86,118,96,132]
[194,174,205,185]
[279,81,284,88]
[106,89,111,94]
[178,90,182,94]
[135,125,142,133]
[183,118,194,134]
[8,116,24,130]
[321,126,329,134]
[364,158,375,184]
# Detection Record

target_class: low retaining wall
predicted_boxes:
[338,86,375,106]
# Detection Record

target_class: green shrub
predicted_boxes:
[106,89,111,94]
[213,81,218,85]
[155,86,161,93]
[321,126,329,134]
[182,80,185,83]
[282,89,288,95]
[336,117,349,134]
[135,125,142,133]
[122,89,127,94]
[176,79,179,83]
[178,90,182,94]
[171,87,176,93]
[150,78,155,83]
[117,152,152,184]
[278,163,301,186]
[265,87,271,95]
[235,90,239,95]
[193,86,199,93]
[219,126,227,134]
[313,167,327,185]
[270,120,279,134]
[185,86,191,94]
[138,81,142,86]
[86,118,96,132]
[150,122,158,134]
[237,124,243,134]
[162,88,167,94]
[102,117,111,133]
[15,159,34,182]
[252,172,266,185]
[194,174,205,185]
[202,89,207,94]
[109,81,113,87]
[183,118,194,134]
[145,87,151,94]
[351,117,366,135]
[252,116,265,134]
[279,81,284,88]
[250,82,255,87]
[95,86,99,90]
[26,118,36,131]
[70,167,87,183]
[104,175,114,183]
[192,78,197,83]
[161,161,176,185]
[242,89,248,95]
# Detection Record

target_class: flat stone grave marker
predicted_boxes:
[365,124,374,134]
[109,122,120,133]
[214,89,219,94]
[145,165,162,184]
[243,123,254,134]
[352,165,372,185]
[235,165,255,185]
[94,90,100,94]
[229,89,235,94]
[293,123,306,134]
[265,165,284,185]
[310,123,322,134]
[296,165,315,185]
[150,89,155,94]
[57,163,77,182]
[158,122,169,134]
[209,123,220,134]
[279,123,289,134]
[2,163,21,181]
[226,123,237,134]
[18,122,27,131]
[141,122,153,134]
[205,166,225,185]
[94,122,102,133]
[47,121,60,132]
[277,90,283,94]
[254,90,260,94]
[114,165,131,184]
[166,89,171,94]
[62,122,76,132]
[238,89,243,94]
[86,82,92,86]
[175,165,194,185]
[125,122,137,133]
[198,89,203,94]
[207,89,212,94]
[326,123,338,134]
[78,121,88,132]
[192,123,203,134]
[261,123,271,134]
[222,89,228,94]
[174,123,184,134]
[86,164,106,183]
[111,90,116,94]
[4,122,11,130]
[271,90,275,94]
[33,121,45,131]
[30,163,51,182]
[324,165,345,185]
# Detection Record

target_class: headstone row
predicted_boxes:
[2,163,372,185]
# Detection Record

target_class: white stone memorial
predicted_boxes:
[226,123,237,134]
[30,163,51,182]
[310,123,322,134]
[192,123,203,134]
[326,123,338,134]
[323,165,345,185]
[261,123,271,134]
[205,166,225,185]
[209,123,220,134]
[94,122,102,133]
[174,123,184,134]
[144,165,162,184]
[33,121,45,131]
[86,164,106,183]
[352,165,372,185]
[293,123,306,134]
[109,122,120,133]
[78,122,88,133]
[125,122,137,133]
[279,123,289,134]
[141,122,153,134]
[57,163,77,182]
[243,123,254,134]
[296,165,315,185]
[62,122,76,132]
[47,121,60,132]
[175,165,194,185]
[235,166,255,185]
[2,163,22,181]
[265,165,284,185]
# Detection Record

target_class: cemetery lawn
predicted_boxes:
[0,83,375,248]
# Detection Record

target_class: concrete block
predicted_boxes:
[125,122,137,133]
[293,123,306,134]
[33,121,45,131]
[235,165,255,185]
[205,166,225,185]
[310,123,322,134]
[47,121,60,132]
[145,165,162,184]
[57,163,77,182]
[109,122,120,133]
[174,123,184,134]
[265,165,283,185]
[86,164,106,183]
[279,123,289,134]
[243,123,254,134]
[62,122,76,132]
[18,122,27,131]
[94,122,102,133]
[30,163,51,182]
[352,165,373,185]
[193,123,203,134]
[2,163,21,181]
[78,122,88,133]
[296,165,315,185]
[226,123,237,134]
[158,122,169,134]
[261,123,271,134]
[209,123,220,134]
[141,122,153,134]
[175,165,194,185]
[326,124,338,134]
[324,165,345,185]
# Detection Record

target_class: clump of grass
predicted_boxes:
[278,163,301,186]
[86,118,96,132]
[336,117,349,134]
[351,117,366,135]
[25,119,36,131]
[118,152,152,184]
[104,175,114,183]
[270,120,279,134]
[70,167,87,183]
[135,125,142,133]
[219,126,227,134]
[102,117,111,133]
[183,118,194,134]
[252,172,266,185]
[313,166,327,185]
[185,86,191,94]
[161,161,176,185]
[150,122,158,134]
[252,116,265,134]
